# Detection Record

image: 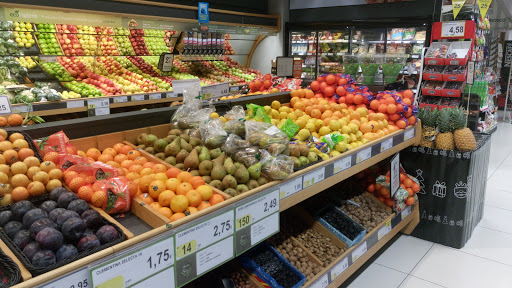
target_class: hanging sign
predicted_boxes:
[477,0,492,18]
[441,21,465,38]
[452,0,466,19]
[198,2,209,24]
[292,59,303,78]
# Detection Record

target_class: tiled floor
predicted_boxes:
[341,122,512,288]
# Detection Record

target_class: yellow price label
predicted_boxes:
[452,0,466,19]
[279,191,286,199]
[386,219,391,227]
[176,240,197,258]
[236,214,252,230]
[478,0,492,18]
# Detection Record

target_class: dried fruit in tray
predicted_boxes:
[426,44,449,58]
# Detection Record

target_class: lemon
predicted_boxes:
[263,105,272,114]
[288,113,297,121]
[335,142,347,152]
[319,126,331,136]
[356,107,368,117]
[305,123,316,133]
[271,101,281,110]
[279,106,290,113]
[279,111,288,120]
[329,121,341,131]
[341,125,351,134]
[210,112,219,119]
[294,110,303,117]
[271,119,279,126]
[271,109,280,119]
[331,151,341,157]
[297,129,311,141]
[314,119,324,130]
[348,123,359,133]
[295,119,306,129]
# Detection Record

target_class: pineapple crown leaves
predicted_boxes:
[436,108,453,133]
[451,107,467,130]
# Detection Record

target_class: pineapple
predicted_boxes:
[419,108,438,148]
[435,108,454,150]
[452,108,477,151]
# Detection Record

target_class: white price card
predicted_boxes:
[149,93,161,100]
[66,100,84,108]
[303,167,325,189]
[91,236,174,288]
[378,219,392,240]
[172,79,201,96]
[276,57,294,77]
[201,82,229,99]
[390,153,400,197]
[39,267,90,288]
[441,21,465,37]
[404,128,415,141]
[401,205,412,221]
[0,95,11,114]
[131,95,145,101]
[113,96,128,103]
[11,104,30,113]
[380,138,393,152]
[87,99,110,116]
[166,92,175,98]
[40,55,58,62]
[158,53,174,72]
[196,236,234,275]
[333,157,351,174]
[279,177,302,199]
[131,266,174,288]
[250,212,279,245]
[356,148,372,164]
[310,273,329,288]
[330,257,349,280]
[351,241,367,262]
[235,190,279,231]
[230,86,239,92]
[175,210,234,260]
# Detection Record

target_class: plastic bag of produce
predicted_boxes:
[260,149,294,180]
[222,134,251,156]
[63,162,120,186]
[34,131,78,156]
[245,121,289,156]
[223,105,245,121]
[223,105,247,137]
[91,177,133,214]
[171,98,202,129]
[57,154,94,171]
[280,118,299,139]
[321,132,345,150]
[246,103,271,123]
[201,118,228,149]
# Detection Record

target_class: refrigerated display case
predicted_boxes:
[352,28,386,55]
[317,29,350,76]
[290,30,317,80]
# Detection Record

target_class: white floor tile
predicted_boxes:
[411,244,512,288]
[485,188,512,211]
[374,235,434,273]
[480,205,512,235]
[347,263,407,288]
[398,276,446,288]
[460,226,512,267]
[486,166,512,193]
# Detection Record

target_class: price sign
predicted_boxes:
[0,96,12,114]
[401,205,412,221]
[175,210,234,286]
[310,274,329,288]
[390,153,400,197]
[113,96,128,103]
[404,129,415,141]
[441,21,465,37]
[230,86,239,92]
[303,167,325,189]
[131,95,145,101]
[40,55,58,63]
[172,79,201,96]
[356,148,372,164]
[235,190,279,255]
[66,100,84,108]
[91,235,174,288]
[11,104,30,114]
[378,219,392,240]
[330,257,349,280]
[166,92,175,98]
[279,177,302,199]
[333,157,351,174]
[201,82,229,99]
[380,138,393,152]
[452,0,466,19]
[87,99,110,117]
[39,268,90,288]
[351,241,367,262]
[130,267,174,288]
[276,57,294,77]
[149,93,161,100]
[158,53,174,72]
[478,0,492,18]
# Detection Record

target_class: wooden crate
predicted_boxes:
[0,239,31,281]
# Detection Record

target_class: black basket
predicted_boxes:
[0,196,127,276]
[6,130,43,162]
[0,249,22,288]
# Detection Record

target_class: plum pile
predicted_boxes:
[0,187,120,268]
[249,247,302,288]
[319,207,364,240]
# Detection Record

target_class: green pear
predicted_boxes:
[222,175,237,190]
[210,148,222,159]
[199,147,211,162]
[247,179,259,190]
[181,139,193,152]
[223,157,236,175]
[234,165,250,184]
[184,149,199,170]
[248,162,262,180]
[236,184,249,193]
[176,149,189,163]
[198,160,213,176]
[189,137,203,147]
[212,152,226,167]
[164,136,181,156]
[211,165,227,180]
[257,177,268,186]
[209,180,222,190]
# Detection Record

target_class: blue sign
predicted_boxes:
[198,2,209,24]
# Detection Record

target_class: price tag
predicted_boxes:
[149,93,161,100]
[378,219,392,240]
[113,96,128,103]
[333,157,351,174]
[11,104,30,114]
[201,82,229,99]
[356,148,372,164]
[0,96,12,114]
[478,0,492,18]
[66,100,84,108]
[230,86,239,92]
[351,241,367,262]
[131,95,145,101]
[279,177,302,199]
[130,267,174,288]
[39,267,90,288]
[404,129,415,141]
[158,53,174,72]
[87,99,110,117]
[441,21,465,37]
[172,79,201,96]
[310,274,329,288]
[380,138,393,152]
[166,92,175,98]
[302,167,325,189]
[40,55,58,63]
[175,210,234,286]
[401,205,412,221]
[330,257,349,280]
[390,153,400,197]
[91,235,174,288]
[235,190,279,255]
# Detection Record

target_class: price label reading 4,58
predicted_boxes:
[441,21,465,37]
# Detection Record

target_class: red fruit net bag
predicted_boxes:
[34,131,78,156]
[65,162,119,186]
[92,177,132,214]
[58,154,94,172]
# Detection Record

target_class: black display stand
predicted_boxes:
[400,134,491,248]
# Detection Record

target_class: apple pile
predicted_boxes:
[40,62,74,81]
[76,34,98,56]
[35,23,56,33]
[14,21,34,32]
[113,36,135,56]
[114,27,130,36]
[143,36,171,55]
[76,25,97,35]
[57,33,84,56]
[13,31,36,49]
[64,81,103,97]
[98,35,119,56]
[127,56,160,77]
[55,24,77,34]
[36,33,62,55]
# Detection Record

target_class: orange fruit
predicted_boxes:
[102,148,117,158]
[170,195,189,213]
[91,191,107,207]
[107,161,121,168]
[186,190,202,207]
[46,179,62,192]
[405,197,415,206]
[137,193,154,205]
[40,161,57,173]
[23,156,40,168]
[143,162,155,169]
[0,117,6,127]
[3,150,18,165]
[176,182,193,196]
[126,172,141,181]
[48,168,63,180]
[148,180,166,199]
[403,178,413,188]
[27,181,46,197]
[177,171,193,183]
[170,212,186,222]
[140,168,154,176]
[97,154,113,163]
[121,160,134,169]
[10,162,27,175]
[128,182,139,197]
[133,157,148,166]
[165,178,181,192]
[196,185,213,201]
[11,174,30,188]
[166,167,181,179]
[197,201,212,211]
[158,190,176,207]
[86,148,101,160]
[153,172,168,182]
[43,151,59,162]
[68,177,86,192]
[64,171,79,184]
[11,187,29,201]
[85,175,96,184]
[7,114,23,126]
[113,143,125,154]
[209,194,224,206]
[187,176,205,189]
[138,175,155,193]
[129,164,143,174]
[185,207,198,216]
[119,145,133,155]
[158,207,173,219]
[78,185,94,202]
[150,202,162,210]
[127,150,141,160]
[152,164,167,173]
[411,182,420,193]
[114,154,128,164]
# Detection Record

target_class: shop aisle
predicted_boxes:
[341,122,512,288]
